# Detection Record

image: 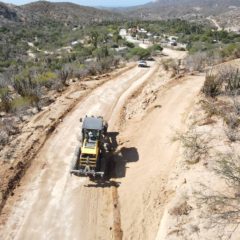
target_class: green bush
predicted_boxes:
[151,44,163,52]
[93,46,109,61]
[0,88,11,112]
[35,71,57,88]
[11,96,32,112]
[220,44,240,59]
[13,71,42,110]
[128,47,151,59]
[123,41,135,48]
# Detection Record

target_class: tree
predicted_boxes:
[93,46,109,61]
[129,47,151,59]
[89,31,99,48]
[113,32,122,44]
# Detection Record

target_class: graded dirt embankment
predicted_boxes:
[0,49,204,240]
[116,74,205,240]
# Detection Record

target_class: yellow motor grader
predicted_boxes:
[70,116,109,178]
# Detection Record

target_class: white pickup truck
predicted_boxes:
[138,60,148,68]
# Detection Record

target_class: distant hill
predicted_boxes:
[1,0,240,30]
[143,0,240,16]
[112,0,240,29]
[0,1,122,26]
[0,2,23,24]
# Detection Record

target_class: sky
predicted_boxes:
[1,0,153,7]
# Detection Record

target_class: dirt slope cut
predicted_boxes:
[116,74,205,240]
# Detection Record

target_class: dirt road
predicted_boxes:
[207,16,222,31]
[0,51,204,240]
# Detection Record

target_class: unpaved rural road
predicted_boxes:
[0,50,204,240]
[207,16,222,31]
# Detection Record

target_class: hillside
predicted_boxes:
[116,0,240,29]
[0,2,24,24]
[0,1,121,25]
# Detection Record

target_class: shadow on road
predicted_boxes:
[105,132,139,179]
[81,131,139,187]
[108,146,139,179]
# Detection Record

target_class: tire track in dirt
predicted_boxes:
[107,62,162,240]
[112,186,123,240]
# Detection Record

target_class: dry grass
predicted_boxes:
[202,72,221,98]
[173,127,211,164]
[169,201,192,216]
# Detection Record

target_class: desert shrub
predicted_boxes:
[215,67,240,95]
[224,126,240,142]
[0,129,8,146]
[232,97,240,116]
[98,57,113,73]
[11,97,32,113]
[128,47,151,60]
[215,152,240,188]
[2,118,19,135]
[223,113,240,129]
[93,46,109,61]
[73,45,93,56]
[202,73,222,98]
[123,41,135,48]
[224,69,240,95]
[169,201,192,216]
[35,71,57,88]
[161,58,181,76]
[176,47,186,51]
[161,59,171,71]
[66,63,87,79]
[220,43,240,59]
[13,75,42,110]
[184,52,207,72]
[0,118,20,146]
[173,128,210,164]
[58,68,73,86]
[111,44,119,49]
[150,44,163,52]
[197,151,240,233]
[200,99,220,117]
[86,62,99,76]
[0,88,11,112]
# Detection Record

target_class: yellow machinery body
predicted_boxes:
[80,139,100,168]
